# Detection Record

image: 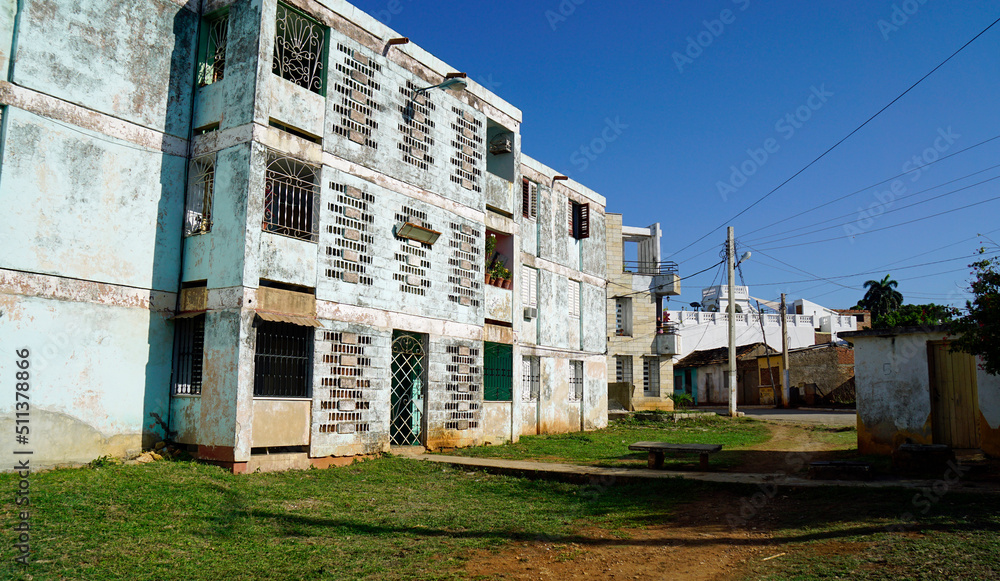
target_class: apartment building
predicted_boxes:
[0,0,607,471]
[605,216,681,411]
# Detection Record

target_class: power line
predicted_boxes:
[744,168,1000,244]
[611,259,725,299]
[754,194,1000,251]
[740,135,1000,240]
[744,253,991,286]
[669,15,1000,261]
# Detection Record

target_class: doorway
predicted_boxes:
[391,331,427,446]
[928,341,981,449]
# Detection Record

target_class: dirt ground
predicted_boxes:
[461,423,856,581]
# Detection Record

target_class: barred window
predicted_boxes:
[569,360,584,401]
[254,321,313,398]
[172,315,205,395]
[615,298,632,336]
[522,356,540,402]
[198,13,229,86]
[273,3,326,95]
[264,152,319,242]
[184,155,215,236]
[615,355,632,384]
[643,357,660,397]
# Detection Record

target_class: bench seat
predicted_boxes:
[628,442,723,470]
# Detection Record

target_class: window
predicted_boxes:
[254,321,313,398]
[483,342,513,401]
[264,152,319,242]
[172,315,205,395]
[760,366,779,387]
[615,355,633,384]
[184,155,215,236]
[522,356,540,402]
[198,13,229,86]
[521,178,538,219]
[569,360,584,401]
[568,199,590,240]
[615,298,633,336]
[521,266,538,309]
[643,357,660,396]
[273,2,326,95]
[568,279,581,318]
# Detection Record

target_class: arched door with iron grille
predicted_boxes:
[391,332,426,446]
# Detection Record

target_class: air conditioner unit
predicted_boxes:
[489,133,514,155]
[524,307,537,320]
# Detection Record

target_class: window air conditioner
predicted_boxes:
[524,307,537,319]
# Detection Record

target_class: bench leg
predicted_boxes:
[648,451,664,469]
[700,453,709,471]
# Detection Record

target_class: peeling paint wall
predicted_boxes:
[13,0,197,138]
[850,331,941,454]
[0,292,173,466]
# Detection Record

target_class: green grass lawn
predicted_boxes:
[0,457,701,581]
[446,417,773,469]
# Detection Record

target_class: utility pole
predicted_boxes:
[780,293,790,408]
[727,227,738,417]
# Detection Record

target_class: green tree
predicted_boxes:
[872,303,958,330]
[951,249,1000,375]
[856,274,903,320]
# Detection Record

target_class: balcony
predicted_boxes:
[622,261,680,296]
[654,330,680,356]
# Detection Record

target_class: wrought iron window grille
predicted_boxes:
[264,152,319,242]
[172,315,205,395]
[198,14,229,86]
[273,3,326,95]
[184,155,215,236]
[253,321,314,398]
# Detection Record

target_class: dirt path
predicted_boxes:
[460,423,844,580]
[463,492,777,581]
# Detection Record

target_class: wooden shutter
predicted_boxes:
[578,203,590,239]
[521,267,538,308]
[529,182,538,218]
[522,178,530,218]
[568,200,574,235]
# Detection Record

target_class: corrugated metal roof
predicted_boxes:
[169,310,206,320]
[255,311,324,328]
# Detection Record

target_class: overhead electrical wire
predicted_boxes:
[740,135,1000,239]
[753,194,1000,251]
[743,169,1000,245]
[668,15,1000,262]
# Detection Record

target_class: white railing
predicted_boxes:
[668,311,815,328]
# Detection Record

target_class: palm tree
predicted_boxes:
[859,274,903,320]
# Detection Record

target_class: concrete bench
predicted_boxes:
[628,442,723,470]
[808,461,873,481]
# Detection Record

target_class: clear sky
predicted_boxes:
[354,0,1000,311]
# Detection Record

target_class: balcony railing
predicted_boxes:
[622,261,678,276]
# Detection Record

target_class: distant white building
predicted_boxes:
[664,286,857,361]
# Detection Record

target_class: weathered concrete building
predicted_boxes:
[0,0,607,471]
[605,216,680,411]
[843,327,1000,457]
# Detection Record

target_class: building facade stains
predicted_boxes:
[0,0,608,471]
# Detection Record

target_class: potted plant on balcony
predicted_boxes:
[498,266,512,289]
[484,234,497,285]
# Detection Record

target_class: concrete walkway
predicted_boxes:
[413,454,998,494]
[698,407,857,427]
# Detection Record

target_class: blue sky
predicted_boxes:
[355,0,1000,310]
